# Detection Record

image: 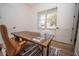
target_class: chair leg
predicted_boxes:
[6,54,8,56]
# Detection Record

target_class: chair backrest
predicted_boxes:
[0,25,15,51]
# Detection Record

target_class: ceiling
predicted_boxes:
[0,3,39,7]
[24,3,39,7]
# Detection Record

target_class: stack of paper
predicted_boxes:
[33,37,45,42]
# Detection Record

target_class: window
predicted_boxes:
[38,7,57,29]
[38,11,46,28]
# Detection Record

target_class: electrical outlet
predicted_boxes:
[70,39,72,42]
[13,27,16,29]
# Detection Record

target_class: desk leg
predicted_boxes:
[47,45,50,56]
[43,47,48,56]
[42,45,50,56]
[42,46,43,56]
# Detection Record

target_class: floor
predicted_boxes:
[0,40,74,56]
[50,40,74,56]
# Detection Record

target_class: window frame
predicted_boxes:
[38,7,57,30]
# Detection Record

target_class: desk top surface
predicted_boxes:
[12,31,54,47]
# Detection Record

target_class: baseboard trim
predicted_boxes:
[52,40,73,46]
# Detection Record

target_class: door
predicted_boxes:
[71,4,79,45]
[55,4,75,44]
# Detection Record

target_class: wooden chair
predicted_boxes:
[0,25,26,56]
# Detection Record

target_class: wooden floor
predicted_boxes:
[0,51,3,56]
[50,40,74,56]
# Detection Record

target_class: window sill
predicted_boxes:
[38,26,57,30]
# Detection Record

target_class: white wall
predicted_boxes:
[75,23,79,56]
[0,3,34,38]
[0,9,3,43]
[74,4,79,56]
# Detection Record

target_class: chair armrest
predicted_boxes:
[19,41,26,46]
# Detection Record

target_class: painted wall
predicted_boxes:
[0,12,3,43]
[74,4,79,56]
[0,4,34,38]
[75,23,79,56]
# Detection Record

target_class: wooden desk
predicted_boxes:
[12,31,54,56]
